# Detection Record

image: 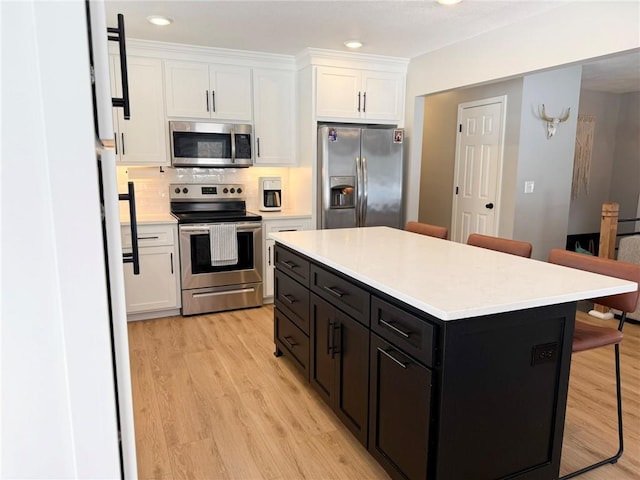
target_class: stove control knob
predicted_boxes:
[223,187,229,194]
[230,188,236,194]
[182,187,189,194]
[237,187,243,194]
[174,187,180,194]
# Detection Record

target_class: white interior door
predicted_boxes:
[451,97,506,243]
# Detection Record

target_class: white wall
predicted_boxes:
[610,92,640,224]
[1,1,121,477]
[405,1,640,223]
[513,66,583,261]
[568,90,622,234]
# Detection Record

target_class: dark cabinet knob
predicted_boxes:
[485,202,494,209]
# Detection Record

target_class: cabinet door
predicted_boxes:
[361,71,404,123]
[369,333,431,480]
[264,238,276,298]
[113,56,168,165]
[316,66,361,119]
[334,309,369,446]
[253,68,295,165]
[164,61,210,118]
[123,245,179,314]
[209,65,252,121]
[310,294,336,406]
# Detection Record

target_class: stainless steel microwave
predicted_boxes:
[169,121,253,168]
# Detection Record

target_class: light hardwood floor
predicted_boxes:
[128,306,640,479]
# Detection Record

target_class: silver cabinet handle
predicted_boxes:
[282,294,296,304]
[281,260,298,270]
[283,335,297,348]
[121,133,125,155]
[323,285,345,298]
[378,348,408,369]
[363,92,367,112]
[206,90,209,112]
[379,318,411,338]
[257,137,261,157]
[211,90,216,112]
[357,91,361,112]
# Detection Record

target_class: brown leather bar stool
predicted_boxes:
[406,221,448,240]
[467,233,532,258]
[548,249,640,479]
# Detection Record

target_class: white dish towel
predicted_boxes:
[209,224,238,266]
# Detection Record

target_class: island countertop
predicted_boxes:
[270,226,637,321]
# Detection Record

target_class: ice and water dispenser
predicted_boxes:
[330,176,355,208]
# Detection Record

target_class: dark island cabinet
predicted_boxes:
[369,333,431,480]
[273,243,574,480]
[273,246,311,380]
[310,293,370,446]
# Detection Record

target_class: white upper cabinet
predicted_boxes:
[110,56,168,165]
[253,68,296,165]
[164,60,252,121]
[316,66,405,123]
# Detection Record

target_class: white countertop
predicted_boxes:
[258,210,312,220]
[120,212,177,225]
[270,227,638,321]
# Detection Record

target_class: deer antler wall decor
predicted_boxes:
[540,104,571,138]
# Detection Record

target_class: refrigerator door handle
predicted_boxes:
[362,156,368,226]
[355,156,362,227]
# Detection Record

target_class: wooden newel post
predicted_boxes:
[591,202,619,319]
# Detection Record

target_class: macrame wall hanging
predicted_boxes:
[572,114,596,199]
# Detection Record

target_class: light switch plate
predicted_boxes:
[524,181,535,194]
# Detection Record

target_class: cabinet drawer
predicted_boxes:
[371,296,436,368]
[274,270,310,335]
[311,265,370,326]
[122,224,175,249]
[275,245,310,287]
[275,308,309,377]
[265,218,312,234]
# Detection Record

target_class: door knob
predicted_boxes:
[485,202,494,209]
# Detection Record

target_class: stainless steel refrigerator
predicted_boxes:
[318,125,404,229]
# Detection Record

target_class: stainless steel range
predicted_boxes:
[170,183,263,315]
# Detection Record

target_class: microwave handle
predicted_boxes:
[120,182,140,275]
[230,129,236,164]
[108,14,130,120]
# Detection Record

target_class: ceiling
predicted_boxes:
[105,0,640,93]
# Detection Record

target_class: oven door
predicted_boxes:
[179,222,263,290]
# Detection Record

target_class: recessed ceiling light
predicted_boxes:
[147,15,173,26]
[344,40,363,49]
[437,0,463,5]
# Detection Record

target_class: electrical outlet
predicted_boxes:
[531,342,558,365]
[524,181,535,194]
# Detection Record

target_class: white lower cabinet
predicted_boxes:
[263,217,312,300]
[121,223,181,319]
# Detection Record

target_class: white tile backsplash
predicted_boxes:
[117,165,294,216]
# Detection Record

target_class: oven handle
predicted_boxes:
[192,287,255,298]
[180,223,261,233]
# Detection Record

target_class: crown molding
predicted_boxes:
[296,48,409,72]
[113,38,296,70]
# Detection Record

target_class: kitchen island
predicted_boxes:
[270,227,636,480]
